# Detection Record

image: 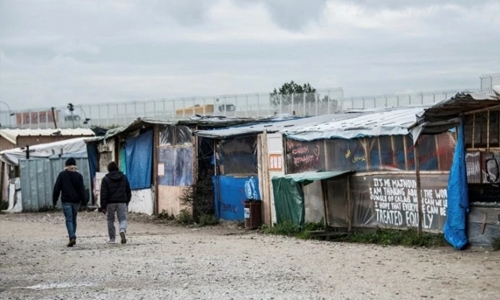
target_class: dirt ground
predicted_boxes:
[0,212,499,300]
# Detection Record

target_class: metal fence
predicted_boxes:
[480,73,500,93]
[0,86,484,130]
[19,156,91,211]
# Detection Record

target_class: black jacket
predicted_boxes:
[53,167,87,206]
[100,171,131,209]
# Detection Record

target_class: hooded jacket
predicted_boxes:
[100,171,132,209]
[53,166,87,206]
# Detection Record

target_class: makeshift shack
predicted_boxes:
[411,87,500,248]
[87,116,264,217]
[194,114,356,223]
[279,106,456,232]
[0,137,92,212]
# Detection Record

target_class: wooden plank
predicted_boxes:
[434,135,441,170]
[377,137,382,168]
[347,176,352,232]
[414,139,423,236]
[153,125,160,215]
[464,103,500,116]
[472,113,476,149]
[390,136,396,167]
[321,179,329,228]
[487,110,490,151]
[403,136,408,171]
[481,213,488,234]
[324,140,329,170]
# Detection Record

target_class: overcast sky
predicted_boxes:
[1,0,499,110]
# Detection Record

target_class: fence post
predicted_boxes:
[303,93,306,116]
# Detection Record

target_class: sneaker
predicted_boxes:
[107,239,116,244]
[120,232,127,244]
[67,238,76,247]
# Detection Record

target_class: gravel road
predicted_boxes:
[0,212,498,300]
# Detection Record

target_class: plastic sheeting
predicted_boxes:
[87,143,98,186]
[285,133,456,173]
[119,148,127,175]
[272,171,352,227]
[213,175,260,221]
[216,137,257,175]
[125,130,153,190]
[272,176,305,226]
[284,107,425,141]
[444,120,470,250]
[159,125,192,146]
[158,147,194,186]
[0,137,90,166]
[467,205,500,246]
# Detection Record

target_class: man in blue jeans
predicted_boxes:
[100,161,131,244]
[53,157,87,247]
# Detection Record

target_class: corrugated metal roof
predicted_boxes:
[0,128,95,144]
[194,114,361,139]
[85,116,269,143]
[0,137,90,166]
[284,106,427,141]
[410,89,500,140]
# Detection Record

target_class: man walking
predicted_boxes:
[53,157,87,247]
[100,161,131,244]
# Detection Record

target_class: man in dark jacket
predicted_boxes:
[100,161,131,244]
[53,157,87,247]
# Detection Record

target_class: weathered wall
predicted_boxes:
[0,136,15,152]
[303,180,324,224]
[129,189,154,215]
[157,185,190,216]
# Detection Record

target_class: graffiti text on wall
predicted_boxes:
[369,178,447,229]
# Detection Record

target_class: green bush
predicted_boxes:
[336,228,446,248]
[199,213,219,226]
[157,210,175,220]
[179,175,217,226]
[492,238,500,251]
[260,220,302,237]
[177,209,194,225]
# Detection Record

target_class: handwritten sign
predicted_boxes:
[286,140,324,173]
[368,177,447,230]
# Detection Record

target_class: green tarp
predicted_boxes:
[272,171,353,227]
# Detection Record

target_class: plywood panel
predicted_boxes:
[158,185,190,216]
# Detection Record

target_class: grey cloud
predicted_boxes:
[348,0,482,10]
[145,0,216,26]
[232,0,327,31]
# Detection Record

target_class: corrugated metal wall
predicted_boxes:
[19,157,91,211]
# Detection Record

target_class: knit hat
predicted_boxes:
[65,157,76,166]
[107,161,119,172]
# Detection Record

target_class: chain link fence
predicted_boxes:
[480,73,500,93]
[0,85,486,130]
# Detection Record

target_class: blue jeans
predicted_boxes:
[62,203,80,239]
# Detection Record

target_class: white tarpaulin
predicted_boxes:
[0,137,90,166]
[283,106,427,141]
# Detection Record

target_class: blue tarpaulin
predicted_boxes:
[443,119,469,250]
[125,130,153,190]
[213,175,260,221]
